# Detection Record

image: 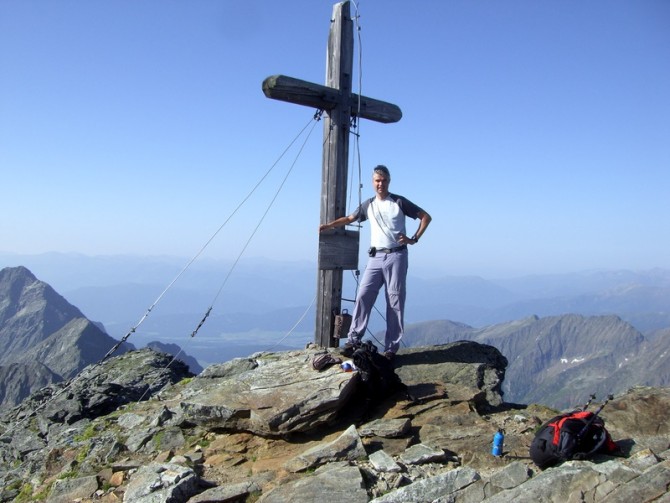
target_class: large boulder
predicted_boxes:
[181,349,358,436]
[394,340,507,410]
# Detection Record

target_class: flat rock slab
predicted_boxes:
[181,350,358,436]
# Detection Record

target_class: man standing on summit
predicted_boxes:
[319,165,432,360]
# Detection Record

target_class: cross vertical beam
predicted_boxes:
[262,1,401,348]
[316,1,354,348]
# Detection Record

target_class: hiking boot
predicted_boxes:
[340,340,361,358]
[383,351,396,361]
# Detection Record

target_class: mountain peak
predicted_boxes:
[0,266,135,408]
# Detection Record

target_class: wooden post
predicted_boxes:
[262,1,401,347]
[317,1,353,348]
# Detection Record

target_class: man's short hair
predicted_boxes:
[373,165,391,179]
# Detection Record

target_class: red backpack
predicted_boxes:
[529,410,618,469]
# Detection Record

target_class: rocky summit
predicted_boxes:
[0,343,669,502]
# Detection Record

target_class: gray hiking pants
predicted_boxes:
[348,248,408,354]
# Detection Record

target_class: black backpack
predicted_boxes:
[529,410,618,469]
[351,341,407,401]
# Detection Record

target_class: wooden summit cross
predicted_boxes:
[262,0,401,347]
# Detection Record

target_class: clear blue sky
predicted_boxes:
[1,0,669,278]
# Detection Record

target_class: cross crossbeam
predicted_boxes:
[262,75,402,124]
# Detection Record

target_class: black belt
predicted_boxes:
[376,245,407,254]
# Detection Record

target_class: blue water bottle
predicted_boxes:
[492,429,504,457]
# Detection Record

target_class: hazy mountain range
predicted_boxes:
[2,252,668,341]
[1,252,669,408]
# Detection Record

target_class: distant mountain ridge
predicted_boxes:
[406,269,670,333]
[0,266,670,407]
[2,252,669,332]
[403,314,670,409]
[0,266,136,408]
